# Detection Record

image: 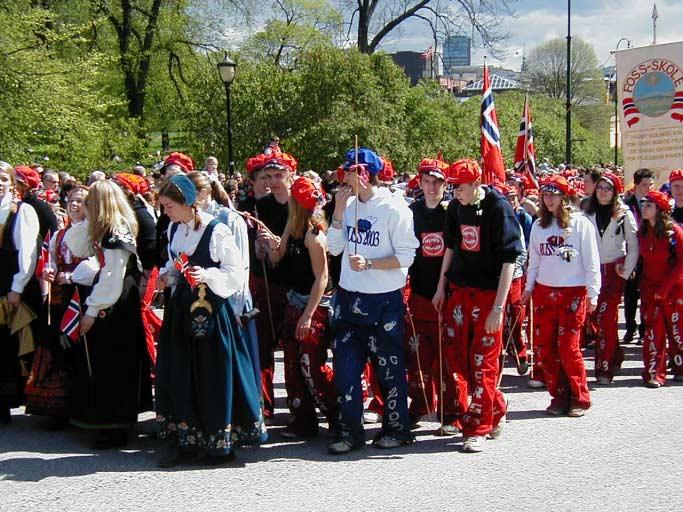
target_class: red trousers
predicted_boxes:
[593,262,626,381]
[505,277,528,362]
[250,273,289,418]
[281,302,338,426]
[532,284,591,410]
[403,293,458,418]
[444,286,506,437]
[362,363,384,414]
[640,285,683,384]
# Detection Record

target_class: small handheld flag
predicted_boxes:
[174,253,198,288]
[60,288,81,343]
[480,61,506,185]
[514,93,539,189]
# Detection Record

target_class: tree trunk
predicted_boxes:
[357,1,370,53]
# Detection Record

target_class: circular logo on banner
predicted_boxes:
[421,232,445,257]
[461,226,479,251]
[622,59,683,128]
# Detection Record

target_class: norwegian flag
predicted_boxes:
[60,287,81,342]
[513,93,539,189]
[480,62,506,185]
[420,46,435,60]
[35,231,51,278]
[672,92,683,123]
[622,97,640,128]
[174,253,198,288]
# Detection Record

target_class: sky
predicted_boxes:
[380,0,683,71]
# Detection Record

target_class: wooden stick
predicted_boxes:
[529,297,535,380]
[436,311,446,435]
[406,304,431,416]
[46,284,51,325]
[353,135,360,255]
[82,333,93,378]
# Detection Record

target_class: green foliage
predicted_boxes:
[180,46,612,173]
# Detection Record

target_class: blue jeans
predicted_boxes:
[332,288,412,443]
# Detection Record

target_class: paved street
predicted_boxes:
[2,320,682,512]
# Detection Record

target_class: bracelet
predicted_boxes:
[365,258,373,271]
[331,218,343,229]
[492,305,504,313]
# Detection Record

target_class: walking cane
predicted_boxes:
[435,310,447,436]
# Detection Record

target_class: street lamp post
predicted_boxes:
[613,38,632,166]
[217,53,237,175]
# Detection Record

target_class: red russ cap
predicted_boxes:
[14,165,41,190]
[540,175,571,196]
[598,172,623,194]
[669,169,683,183]
[291,177,325,211]
[164,152,194,173]
[418,158,449,181]
[448,159,481,186]
[644,190,672,213]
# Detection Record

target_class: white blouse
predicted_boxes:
[161,210,246,299]
[0,193,39,294]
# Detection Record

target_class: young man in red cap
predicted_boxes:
[669,169,683,225]
[405,157,457,429]
[327,148,419,454]
[432,159,523,453]
[247,150,298,422]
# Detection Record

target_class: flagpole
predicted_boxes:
[353,134,359,256]
[47,284,51,325]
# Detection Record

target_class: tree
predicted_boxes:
[241,0,342,68]
[524,37,605,106]
[348,0,516,54]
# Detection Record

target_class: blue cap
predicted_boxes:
[344,148,384,175]
[169,174,197,206]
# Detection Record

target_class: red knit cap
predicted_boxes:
[540,175,571,196]
[448,159,481,185]
[644,190,672,213]
[598,172,623,194]
[291,177,325,211]
[669,169,683,184]
[15,165,41,190]
[418,158,449,181]
[114,173,149,195]
[164,152,194,173]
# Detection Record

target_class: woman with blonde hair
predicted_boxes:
[69,180,152,448]
[265,176,338,439]
[0,164,41,424]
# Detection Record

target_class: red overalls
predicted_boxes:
[593,260,627,381]
[638,226,683,384]
[532,283,591,410]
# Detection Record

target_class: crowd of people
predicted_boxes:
[0,144,681,465]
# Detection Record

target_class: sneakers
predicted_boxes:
[645,379,662,389]
[462,436,487,453]
[528,379,546,389]
[567,407,587,418]
[489,396,508,440]
[596,376,611,385]
[328,438,364,454]
[372,435,412,449]
[363,411,382,424]
[545,404,566,416]
[438,423,461,436]
[623,328,635,343]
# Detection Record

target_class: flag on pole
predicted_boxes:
[60,287,82,342]
[174,253,198,288]
[420,46,435,60]
[513,93,539,189]
[35,231,51,278]
[480,62,506,185]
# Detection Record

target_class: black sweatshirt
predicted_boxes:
[444,186,524,290]
[409,197,448,299]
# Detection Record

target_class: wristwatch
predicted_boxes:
[492,305,504,313]
[365,258,373,271]
[331,218,343,229]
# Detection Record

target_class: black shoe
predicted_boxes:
[516,359,530,376]
[157,445,204,468]
[201,451,237,466]
[93,429,128,450]
[623,328,635,343]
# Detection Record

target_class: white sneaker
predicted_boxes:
[363,411,382,424]
[462,436,487,453]
[489,396,508,440]
[528,379,545,389]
